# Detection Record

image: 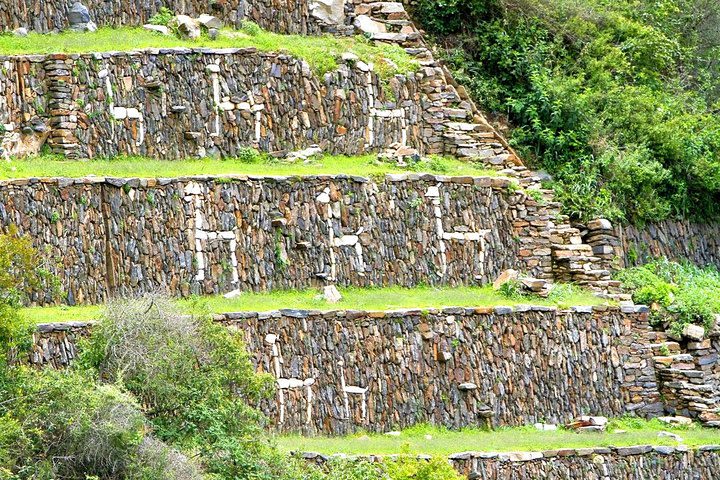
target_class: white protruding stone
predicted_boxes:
[425,186,440,198]
[197,14,223,29]
[354,14,387,34]
[309,0,346,25]
[112,106,127,120]
[323,285,343,304]
[265,334,277,345]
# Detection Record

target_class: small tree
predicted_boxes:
[82,295,277,477]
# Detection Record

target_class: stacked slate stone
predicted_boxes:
[44,55,80,158]
[447,447,720,480]
[653,325,720,426]
[29,322,93,368]
[618,309,665,416]
[615,220,720,270]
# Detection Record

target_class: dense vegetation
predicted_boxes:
[410,0,720,223]
[617,259,720,335]
[0,236,461,479]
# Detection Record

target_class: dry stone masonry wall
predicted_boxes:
[0,0,522,173]
[0,0,336,35]
[614,220,720,270]
[307,447,720,480]
[0,173,563,305]
[30,306,659,434]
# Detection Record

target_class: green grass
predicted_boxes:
[0,154,496,180]
[275,419,720,456]
[0,27,417,79]
[22,284,606,324]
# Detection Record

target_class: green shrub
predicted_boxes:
[241,20,262,37]
[237,146,263,163]
[1,368,148,478]
[148,7,174,27]
[617,259,720,334]
[385,456,464,480]
[81,295,277,478]
[414,0,720,223]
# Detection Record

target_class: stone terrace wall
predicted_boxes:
[30,306,659,434]
[0,0,522,171]
[449,447,720,479]
[307,447,720,480]
[0,0,338,35]
[1,173,559,305]
[615,220,720,270]
[2,49,431,160]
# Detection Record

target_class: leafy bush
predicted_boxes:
[1,368,150,478]
[617,259,720,334]
[385,456,464,480]
[148,7,174,26]
[237,146,263,163]
[240,20,262,37]
[411,0,720,223]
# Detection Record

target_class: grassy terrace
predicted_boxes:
[275,419,720,456]
[22,284,605,324]
[0,27,417,79]
[0,154,495,180]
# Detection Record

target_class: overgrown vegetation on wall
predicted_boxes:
[410,0,720,223]
[617,259,720,335]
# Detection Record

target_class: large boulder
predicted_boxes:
[197,14,223,30]
[170,15,201,40]
[68,2,97,32]
[354,14,386,34]
[310,0,346,25]
[67,1,91,24]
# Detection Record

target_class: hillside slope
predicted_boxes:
[408,0,720,223]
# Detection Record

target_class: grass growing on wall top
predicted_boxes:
[0,154,497,180]
[0,26,418,79]
[21,284,606,324]
[275,418,720,456]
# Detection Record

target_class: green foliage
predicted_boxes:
[240,20,262,37]
[237,146,263,163]
[385,457,463,480]
[414,0,720,223]
[0,228,57,367]
[497,279,525,300]
[148,7,174,27]
[617,259,720,333]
